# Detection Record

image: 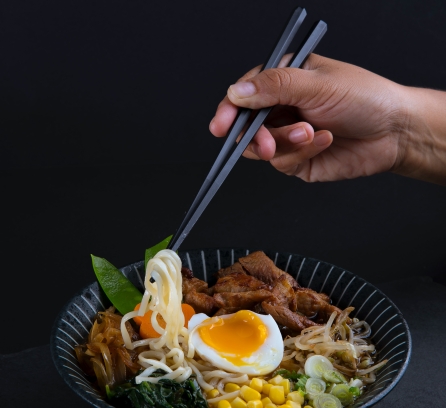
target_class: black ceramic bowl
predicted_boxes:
[51,248,411,408]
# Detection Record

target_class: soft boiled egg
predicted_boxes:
[188,310,283,375]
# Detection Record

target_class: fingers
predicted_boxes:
[209,96,238,137]
[209,53,305,138]
[226,53,332,110]
[242,122,333,178]
[269,129,333,176]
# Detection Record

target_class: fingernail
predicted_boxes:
[289,127,308,144]
[229,82,257,98]
[209,117,215,129]
[313,132,332,146]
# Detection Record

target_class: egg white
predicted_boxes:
[188,311,284,375]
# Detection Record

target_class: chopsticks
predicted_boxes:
[168,10,327,252]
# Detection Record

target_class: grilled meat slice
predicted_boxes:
[213,272,270,293]
[182,275,213,296]
[213,307,240,316]
[215,261,247,278]
[262,302,322,332]
[181,270,217,315]
[270,274,298,312]
[294,288,346,323]
[238,251,300,290]
[181,266,194,279]
[183,290,217,316]
[213,289,274,310]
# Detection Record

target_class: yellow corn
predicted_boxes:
[268,375,284,385]
[286,402,301,408]
[250,378,264,393]
[225,383,241,393]
[278,405,289,408]
[279,379,290,395]
[247,401,263,408]
[208,389,220,399]
[218,401,232,408]
[264,404,278,408]
[303,406,313,408]
[262,397,273,406]
[269,386,285,405]
[287,392,304,405]
[231,397,247,408]
[240,385,261,402]
[262,384,273,395]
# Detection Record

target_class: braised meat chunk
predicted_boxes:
[214,289,274,310]
[181,269,216,315]
[181,251,342,334]
[262,302,322,332]
[215,261,247,278]
[294,287,346,323]
[239,251,300,290]
[213,272,270,293]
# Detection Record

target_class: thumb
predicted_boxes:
[227,55,330,110]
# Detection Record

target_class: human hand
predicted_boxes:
[209,54,408,182]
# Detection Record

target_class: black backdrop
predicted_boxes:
[1,0,446,358]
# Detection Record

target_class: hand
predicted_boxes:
[209,54,409,182]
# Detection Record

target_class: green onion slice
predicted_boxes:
[322,370,347,384]
[313,393,342,408]
[331,384,355,406]
[305,377,326,397]
[304,355,334,379]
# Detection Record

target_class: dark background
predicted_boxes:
[1,2,446,404]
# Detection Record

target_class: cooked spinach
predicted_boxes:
[106,370,208,408]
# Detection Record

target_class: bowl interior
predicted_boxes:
[51,248,411,408]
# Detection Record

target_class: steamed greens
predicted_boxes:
[106,370,208,408]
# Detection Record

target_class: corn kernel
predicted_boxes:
[240,385,261,402]
[208,389,220,398]
[250,378,264,393]
[261,379,268,385]
[264,404,278,408]
[231,397,247,408]
[279,379,290,395]
[262,384,273,395]
[225,383,241,393]
[303,406,313,408]
[268,375,284,385]
[278,405,289,408]
[286,392,304,405]
[247,401,263,408]
[218,401,232,408]
[262,397,273,406]
[286,402,301,408]
[269,386,285,405]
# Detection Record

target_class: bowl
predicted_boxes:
[50,248,411,408]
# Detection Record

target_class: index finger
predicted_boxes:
[209,53,295,137]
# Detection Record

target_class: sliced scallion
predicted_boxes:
[331,384,355,406]
[304,355,334,379]
[322,370,347,384]
[313,393,342,408]
[305,377,326,398]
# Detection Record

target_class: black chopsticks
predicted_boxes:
[168,9,327,252]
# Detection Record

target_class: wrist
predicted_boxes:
[392,86,446,185]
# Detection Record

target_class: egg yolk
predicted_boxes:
[198,310,268,366]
